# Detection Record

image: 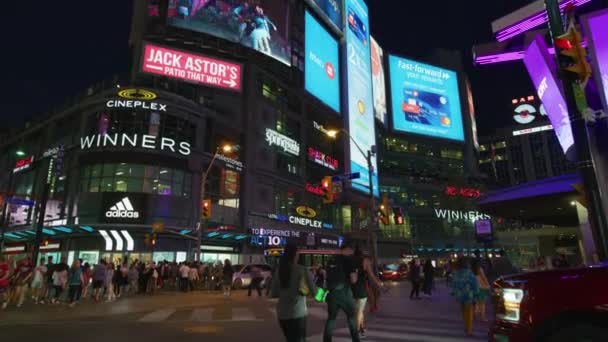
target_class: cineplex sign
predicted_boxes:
[80,133,191,156]
[142,43,242,91]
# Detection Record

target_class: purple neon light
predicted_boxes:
[475,41,588,65]
[495,0,592,42]
[584,10,608,110]
[523,36,573,154]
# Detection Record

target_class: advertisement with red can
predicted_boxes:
[142,43,242,91]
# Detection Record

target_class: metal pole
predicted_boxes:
[0,170,14,253]
[545,0,608,261]
[32,178,51,265]
[196,149,219,262]
[367,150,378,268]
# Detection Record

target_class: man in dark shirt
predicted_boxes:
[323,243,360,342]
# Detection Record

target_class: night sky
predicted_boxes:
[0,0,579,135]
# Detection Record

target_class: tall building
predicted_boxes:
[478,94,575,188]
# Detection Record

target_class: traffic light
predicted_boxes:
[321,177,333,204]
[554,26,591,86]
[201,199,212,219]
[152,221,164,233]
[151,233,157,246]
[393,207,404,225]
[144,233,151,246]
[378,194,390,225]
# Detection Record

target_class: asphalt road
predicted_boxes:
[0,282,490,342]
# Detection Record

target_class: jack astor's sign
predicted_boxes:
[80,133,191,156]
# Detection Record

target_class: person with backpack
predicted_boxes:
[323,243,361,342]
[270,242,316,342]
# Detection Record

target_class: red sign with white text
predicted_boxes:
[13,156,34,173]
[308,147,339,171]
[142,43,242,91]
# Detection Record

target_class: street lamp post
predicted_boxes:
[196,144,232,261]
[327,129,379,266]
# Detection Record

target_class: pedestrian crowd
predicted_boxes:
[0,253,238,310]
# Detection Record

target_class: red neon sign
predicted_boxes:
[308,147,339,171]
[306,183,325,196]
[142,43,242,91]
[445,186,481,198]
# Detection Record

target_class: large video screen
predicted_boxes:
[305,11,340,113]
[345,0,378,196]
[583,9,608,110]
[167,0,291,65]
[306,0,343,32]
[388,55,465,142]
[371,36,387,125]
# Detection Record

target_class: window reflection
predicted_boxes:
[81,163,191,198]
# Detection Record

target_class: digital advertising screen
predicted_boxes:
[305,0,343,32]
[389,55,464,141]
[305,10,340,113]
[167,0,291,65]
[344,0,378,197]
[583,9,608,110]
[371,36,387,126]
[523,36,573,155]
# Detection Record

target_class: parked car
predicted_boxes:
[379,263,408,281]
[490,263,608,341]
[232,264,272,289]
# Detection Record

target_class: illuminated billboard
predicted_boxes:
[583,9,608,110]
[371,36,387,125]
[141,43,242,91]
[523,36,573,154]
[167,0,291,65]
[305,10,340,113]
[344,0,378,196]
[388,55,465,142]
[305,0,343,32]
[510,95,549,125]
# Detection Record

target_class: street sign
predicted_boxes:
[8,197,35,207]
[332,172,360,182]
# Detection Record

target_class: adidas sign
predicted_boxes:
[106,197,140,219]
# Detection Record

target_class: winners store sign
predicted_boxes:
[80,133,191,156]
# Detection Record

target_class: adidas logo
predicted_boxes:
[105,197,140,219]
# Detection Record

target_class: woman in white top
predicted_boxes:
[31,258,47,304]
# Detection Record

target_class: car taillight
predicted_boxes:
[496,288,525,323]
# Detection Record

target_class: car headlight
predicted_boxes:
[498,288,524,322]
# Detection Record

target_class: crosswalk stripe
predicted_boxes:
[230,307,258,321]
[363,329,485,342]
[138,308,176,322]
[366,323,486,339]
[190,308,213,322]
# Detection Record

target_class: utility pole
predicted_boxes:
[366,150,379,268]
[545,0,608,261]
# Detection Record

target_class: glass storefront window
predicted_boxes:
[176,252,187,263]
[153,251,175,263]
[79,251,100,266]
